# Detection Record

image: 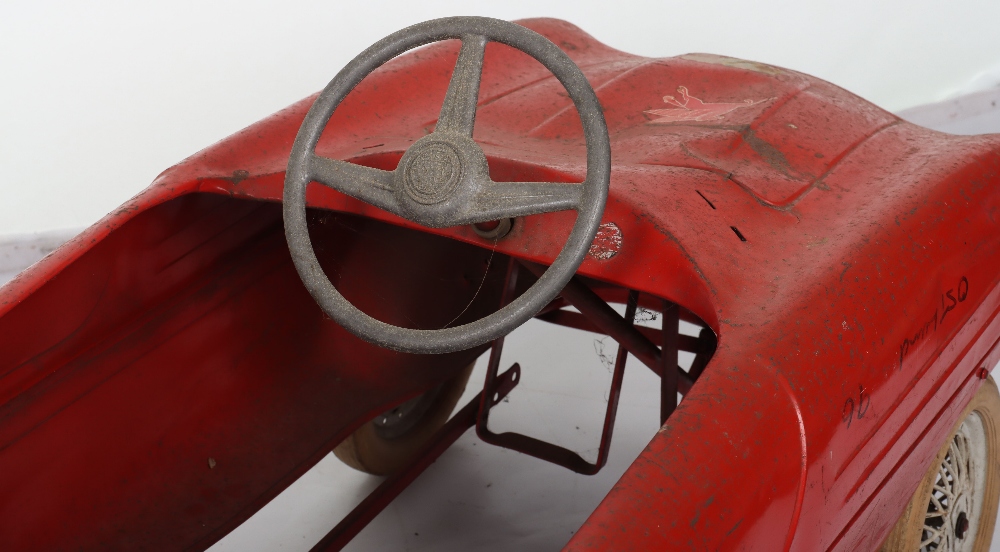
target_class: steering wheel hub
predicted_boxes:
[402,142,463,205]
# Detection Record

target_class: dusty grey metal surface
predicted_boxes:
[283,16,611,354]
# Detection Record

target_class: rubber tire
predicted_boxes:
[881,376,1000,551]
[333,363,475,476]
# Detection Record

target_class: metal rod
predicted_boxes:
[519,263,659,368]
[311,366,520,552]
[590,289,639,473]
[536,309,703,352]
[477,258,519,431]
[476,289,642,475]
[687,327,717,381]
[520,261,692,394]
[660,300,680,425]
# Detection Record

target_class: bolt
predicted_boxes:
[978,367,989,380]
[956,511,969,539]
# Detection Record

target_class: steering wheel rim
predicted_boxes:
[283,16,610,354]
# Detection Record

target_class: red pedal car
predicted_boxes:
[2,16,999,551]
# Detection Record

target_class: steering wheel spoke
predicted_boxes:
[309,155,402,215]
[435,34,488,137]
[284,17,609,354]
[462,180,584,224]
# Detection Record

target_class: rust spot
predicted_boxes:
[226,170,250,185]
[741,129,798,179]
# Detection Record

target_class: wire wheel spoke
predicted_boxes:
[920,413,989,551]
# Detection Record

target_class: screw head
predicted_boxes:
[978,367,989,380]
[473,218,513,240]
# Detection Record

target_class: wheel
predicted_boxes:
[283,16,611,354]
[881,376,1000,551]
[333,363,475,475]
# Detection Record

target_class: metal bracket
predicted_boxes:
[476,282,638,475]
[309,256,717,549]
[475,258,715,474]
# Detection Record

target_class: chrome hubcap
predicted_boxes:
[372,384,444,440]
[921,412,987,551]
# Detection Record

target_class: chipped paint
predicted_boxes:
[588,222,622,260]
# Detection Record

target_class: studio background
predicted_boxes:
[3,0,999,235]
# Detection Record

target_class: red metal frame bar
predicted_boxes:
[687,327,717,382]
[476,284,640,474]
[660,301,679,425]
[534,306,716,383]
[536,308,705,352]
[310,363,522,552]
[474,257,710,474]
[590,289,639,472]
[520,261,695,394]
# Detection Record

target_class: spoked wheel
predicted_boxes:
[882,376,1000,551]
[333,363,475,475]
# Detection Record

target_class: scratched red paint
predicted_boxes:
[588,222,622,260]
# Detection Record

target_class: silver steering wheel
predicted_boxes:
[283,16,610,354]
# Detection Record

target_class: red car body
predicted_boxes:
[1,18,999,551]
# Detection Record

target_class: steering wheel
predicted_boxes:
[283,16,610,354]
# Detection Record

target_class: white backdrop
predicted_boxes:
[2,0,1000,235]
